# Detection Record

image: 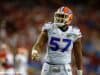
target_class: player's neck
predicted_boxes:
[58,25,68,32]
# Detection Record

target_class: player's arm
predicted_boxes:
[73,38,83,75]
[32,30,48,61]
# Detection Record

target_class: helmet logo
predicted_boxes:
[63,7,69,13]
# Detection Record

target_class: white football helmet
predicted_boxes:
[54,6,73,27]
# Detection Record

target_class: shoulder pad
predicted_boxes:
[72,26,80,33]
[42,22,53,31]
[72,26,82,40]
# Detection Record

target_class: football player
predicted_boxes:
[32,6,83,75]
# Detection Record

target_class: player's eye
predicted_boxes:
[55,14,68,19]
[59,14,64,18]
[56,14,64,18]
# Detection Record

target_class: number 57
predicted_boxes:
[49,37,72,52]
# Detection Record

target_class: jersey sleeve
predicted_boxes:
[73,27,82,41]
[42,22,52,31]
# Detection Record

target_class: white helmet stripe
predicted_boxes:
[61,7,64,12]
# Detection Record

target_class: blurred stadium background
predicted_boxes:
[0,0,100,75]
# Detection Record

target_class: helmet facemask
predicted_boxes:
[54,13,72,27]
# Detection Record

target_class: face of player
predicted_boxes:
[54,13,72,27]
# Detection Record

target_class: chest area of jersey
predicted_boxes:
[48,29,74,52]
